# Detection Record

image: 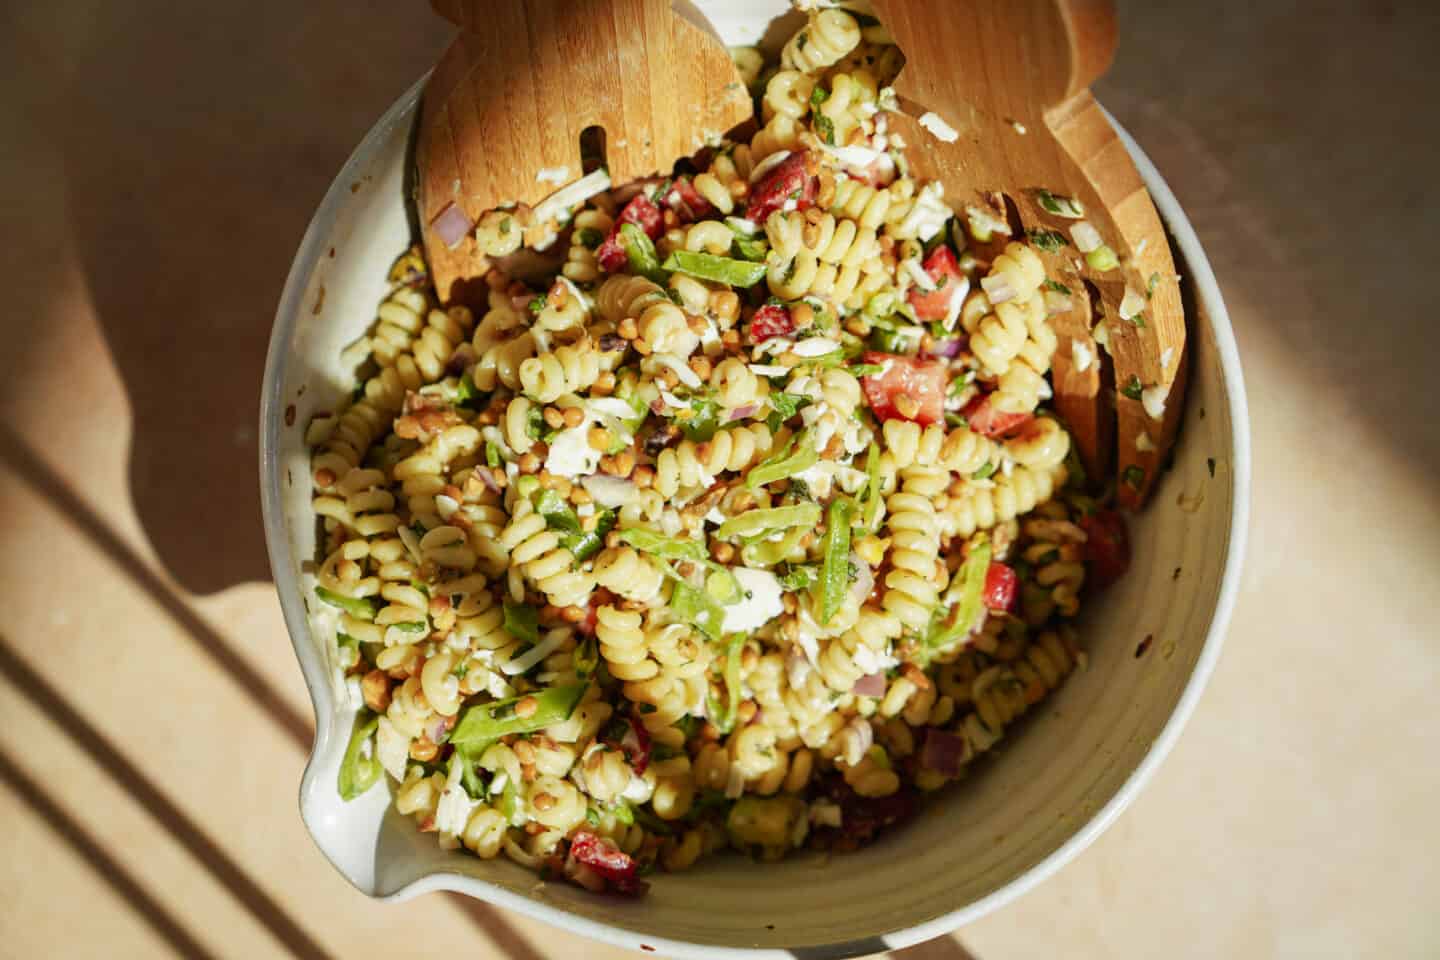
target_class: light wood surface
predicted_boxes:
[3,1,1438,958]
[872,0,1184,507]
[417,0,753,304]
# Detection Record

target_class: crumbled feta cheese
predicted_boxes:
[817,140,885,174]
[1160,347,1175,371]
[894,181,952,241]
[705,506,727,526]
[436,760,479,842]
[792,337,840,358]
[587,397,636,421]
[1071,221,1102,254]
[659,389,687,410]
[1011,121,1028,135]
[544,417,602,478]
[1136,431,1156,452]
[1119,285,1148,321]
[918,111,959,142]
[376,716,410,781]
[535,166,570,184]
[721,568,785,634]
[576,502,595,517]
[1072,340,1094,373]
[1142,381,1171,421]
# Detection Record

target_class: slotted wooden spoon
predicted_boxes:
[872,0,1186,508]
[416,0,753,305]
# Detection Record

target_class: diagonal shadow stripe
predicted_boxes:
[889,935,979,960]
[0,425,545,958]
[0,747,222,960]
[0,638,337,960]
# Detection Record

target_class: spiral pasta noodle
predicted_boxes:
[782,9,862,74]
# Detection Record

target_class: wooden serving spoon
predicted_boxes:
[872,0,1186,508]
[416,0,753,306]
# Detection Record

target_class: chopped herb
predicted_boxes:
[586,807,602,827]
[816,498,854,624]
[533,488,582,535]
[1085,244,1120,272]
[661,250,767,287]
[948,371,975,396]
[680,398,720,442]
[456,373,484,409]
[573,634,599,678]
[485,440,503,467]
[576,227,604,249]
[971,461,996,480]
[499,216,513,235]
[809,84,830,107]
[813,113,836,145]
[1034,189,1085,218]
[1027,228,1067,253]
[502,600,539,646]
[611,801,635,826]
[528,296,546,316]
[777,563,821,591]
[1121,375,1143,401]
[1043,278,1073,296]
[1123,465,1146,490]
[768,392,811,421]
[525,403,545,439]
[1147,271,1161,297]
[848,362,884,377]
[1125,312,1148,328]
[563,508,614,564]
[672,581,726,641]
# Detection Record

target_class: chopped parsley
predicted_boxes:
[1121,375,1143,401]
[1043,278,1073,296]
[1027,228,1067,253]
[1122,464,1146,490]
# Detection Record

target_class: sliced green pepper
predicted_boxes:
[564,507,615,564]
[617,527,709,562]
[533,488,582,535]
[573,634,599,679]
[745,431,818,489]
[621,222,667,283]
[740,526,807,569]
[816,498,854,624]
[502,601,539,646]
[860,441,885,532]
[315,586,379,621]
[672,581,726,641]
[338,710,382,801]
[679,397,720,442]
[706,634,744,733]
[450,683,587,747]
[925,534,991,649]
[717,502,821,540]
[661,250,767,287]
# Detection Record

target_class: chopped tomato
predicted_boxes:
[963,394,1033,439]
[566,830,648,897]
[596,194,663,271]
[859,351,946,425]
[983,562,1018,611]
[749,304,794,343]
[575,603,599,637]
[745,150,817,225]
[907,245,966,322]
[1080,509,1130,590]
[661,176,716,222]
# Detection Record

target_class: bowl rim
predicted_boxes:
[259,80,1251,960]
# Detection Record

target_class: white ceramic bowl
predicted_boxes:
[259,5,1250,956]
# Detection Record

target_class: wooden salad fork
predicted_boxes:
[871,0,1186,508]
[415,0,752,305]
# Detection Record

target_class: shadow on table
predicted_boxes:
[56,0,449,595]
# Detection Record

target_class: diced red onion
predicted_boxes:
[925,338,963,359]
[431,203,473,250]
[727,403,759,421]
[852,672,887,697]
[921,728,968,777]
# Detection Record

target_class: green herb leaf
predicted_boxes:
[661,250,767,287]
[1043,278,1073,296]
[528,296,546,316]
[1121,375,1144,401]
[1123,464,1146,490]
[746,431,819,488]
[809,84,830,107]
[338,709,382,801]
[576,227,604,249]
[816,498,854,624]
[525,403,545,439]
[315,586,379,621]
[679,398,720,442]
[848,362,884,377]
[502,601,539,646]
[777,563,821,591]
[672,581,726,641]
[1034,189,1085,218]
[456,374,484,409]
[450,684,588,747]
[971,461,996,480]
[1085,244,1120,272]
[813,113,836,146]
[533,488,582,535]
[563,507,615,564]
[1147,272,1161,297]
[485,440,503,467]
[717,502,821,540]
[1027,228,1067,253]
[768,392,811,421]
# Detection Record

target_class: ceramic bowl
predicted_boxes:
[259,4,1250,955]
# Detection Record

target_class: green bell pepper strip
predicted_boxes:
[502,601,539,646]
[925,534,991,649]
[387,620,428,636]
[563,507,615,564]
[860,441,885,532]
[716,502,821,540]
[672,581,726,641]
[533,488,582,535]
[617,527,710,562]
[573,634,599,679]
[661,250,767,287]
[315,586,379,621]
[621,223,667,283]
[706,635,745,734]
[450,683,588,747]
[338,710,382,801]
[451,744,491,800]
[745,431,818,489]
[740,526,807,568]
[816,498,854,624]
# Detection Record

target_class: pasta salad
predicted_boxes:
[305,4,1132,897]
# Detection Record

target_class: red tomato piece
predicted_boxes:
[745,150,817,225]
[661,176,716,222]
[602,713,652,776]
[1080,509,1130,590]
[596,194,664,271]
[859,351,946,425]
[963,394,1033,438]
[983,562,1018,612]
[906,245,967,322]
[749,304,794,343]
[567,830,648,897]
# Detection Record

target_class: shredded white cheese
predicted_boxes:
[918,111,959,142]
[531,167,612,227]
[544,416,602,478]
[1072,340,1094,373]
[1141,381,1170,421]
[721,568,785,634]
[1071,221,1102,254]
[376,717,411,782]
[791,337,840,358]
